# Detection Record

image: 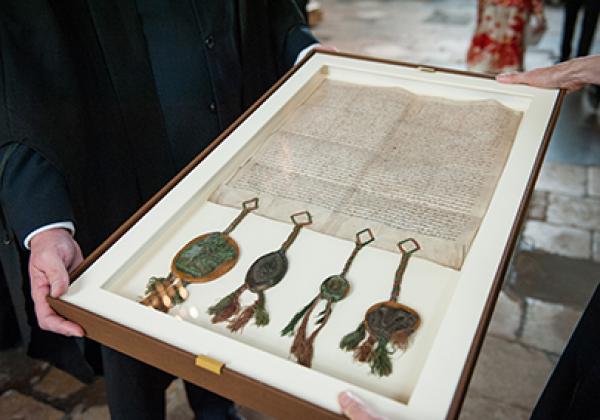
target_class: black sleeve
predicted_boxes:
[0,143,75,248]
[238,0,319,106]
[282,24,318,68]
[293,0,308,20]
[273,0,319,70]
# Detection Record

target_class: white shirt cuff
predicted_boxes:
[295,44,319,65]
[24,222,76,250]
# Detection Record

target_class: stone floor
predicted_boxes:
[2,0,600,419]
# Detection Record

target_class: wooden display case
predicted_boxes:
[50,51,564,420]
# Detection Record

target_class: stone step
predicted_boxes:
[507,250,600,310]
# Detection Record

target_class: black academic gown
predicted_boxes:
[531,284,600,419]
[0,0,316,381]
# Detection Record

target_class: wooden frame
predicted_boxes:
[50,51,565,419]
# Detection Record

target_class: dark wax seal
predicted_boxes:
[365,303,420,341]
[245,250,288,292]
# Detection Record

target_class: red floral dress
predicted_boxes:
[467,0,544,74]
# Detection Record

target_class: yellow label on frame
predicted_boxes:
[195,355,224,375]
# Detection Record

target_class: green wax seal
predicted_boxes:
[173,232,238,281]
[320,275,350,302]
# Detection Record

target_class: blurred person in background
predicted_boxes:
[559,0,599,62]
[467,0,546,74]
[559,0,600,110]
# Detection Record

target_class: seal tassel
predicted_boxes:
[370,337,393,377]
[281,297,319,337]
[295,300,333,367]
[339,321,366,351]
[354,333,376,363]
[227,291,268,332]
[208,284,248,324]
[290,297,319,364]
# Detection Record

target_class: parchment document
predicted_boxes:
[210,80,522,269]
